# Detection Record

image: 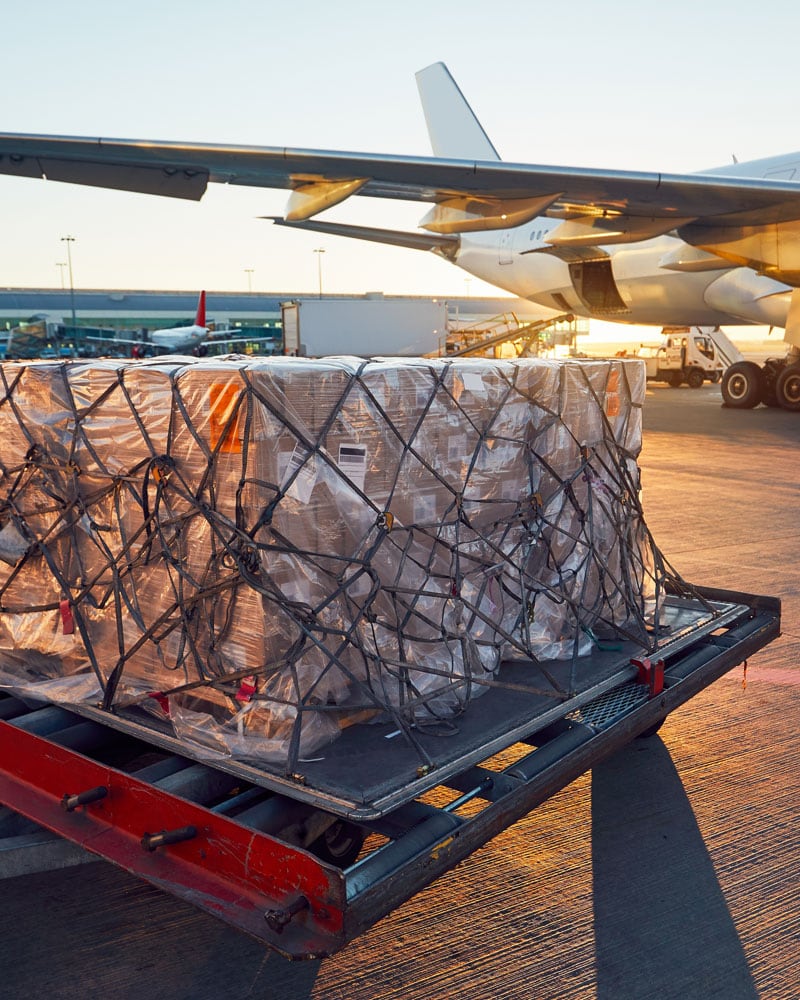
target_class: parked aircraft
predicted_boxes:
[148,290,211,352]
[95,292,237,356]
[2,62,800,406]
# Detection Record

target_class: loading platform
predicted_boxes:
[0,584,778,959]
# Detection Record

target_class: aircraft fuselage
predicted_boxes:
[455,228,793,328]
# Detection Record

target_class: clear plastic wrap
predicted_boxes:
[0,355,663,768]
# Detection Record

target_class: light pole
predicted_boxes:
[313,248,325,298]
[56,262,67,289]
[244,268,254,292]
[60,236,77,330]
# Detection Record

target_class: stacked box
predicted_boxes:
[0,355,653,766]
[510,358,650,659]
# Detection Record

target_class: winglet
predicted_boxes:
[415,62,501,161]
[195,291,206,328]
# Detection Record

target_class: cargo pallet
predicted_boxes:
[0,585,779,959]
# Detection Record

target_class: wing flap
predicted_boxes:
[0,153,43,179]
[43,158,209,199]
[0,147,208,199]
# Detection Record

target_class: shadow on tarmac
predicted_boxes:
[0,861,323,1000]
[591,736,758,1000]
[0,734,762,1000]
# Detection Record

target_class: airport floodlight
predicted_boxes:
[313,248,325,298]
[60,236,77,329]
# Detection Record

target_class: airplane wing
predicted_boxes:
[2,132,800,225]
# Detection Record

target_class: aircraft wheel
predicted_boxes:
[761,358,784,406]
[721,361,762,408]
[776,364,800,411]
[760,380,780,407]
[686,367,705,389]
[309,819,366,868]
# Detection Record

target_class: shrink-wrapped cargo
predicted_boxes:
[0,355,655,768]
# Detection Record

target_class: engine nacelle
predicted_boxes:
[703,269,791,327]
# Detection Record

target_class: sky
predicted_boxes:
[2,0,799,309]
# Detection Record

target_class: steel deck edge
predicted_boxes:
[32,594,751,821]
[341,599,779,943]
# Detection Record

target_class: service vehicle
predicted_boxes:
[634,327,734,388]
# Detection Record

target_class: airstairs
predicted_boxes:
[437,312,575,359]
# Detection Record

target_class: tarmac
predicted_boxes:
[1,381,799,1000]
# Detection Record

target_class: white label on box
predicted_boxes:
[280,443,317,504]
[337,442,367,491]
[461,372,485,392]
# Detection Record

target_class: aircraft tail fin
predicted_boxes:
[195,290,206,328]
[415,62,501,161]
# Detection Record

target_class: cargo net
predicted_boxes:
[0,356,697,770]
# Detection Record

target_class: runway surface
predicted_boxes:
[1,382,798,999]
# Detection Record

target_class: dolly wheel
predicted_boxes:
[309,819,366,868]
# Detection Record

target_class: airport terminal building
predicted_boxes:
[0,288,579,358]
[0,288,547,336]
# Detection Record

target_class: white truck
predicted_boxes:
[634,327,738,388]
[280,296,448,357]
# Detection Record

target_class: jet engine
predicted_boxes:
[704,270,791,327]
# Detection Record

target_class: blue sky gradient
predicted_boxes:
[2,0,797,298]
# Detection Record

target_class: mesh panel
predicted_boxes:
[567,681,649,729]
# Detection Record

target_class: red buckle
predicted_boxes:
[632,657,665,697]
[147,692,171,716]
[59,599,75,635]
[235,676,257,703]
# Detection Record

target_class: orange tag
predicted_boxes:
[605,394,621,417]
[606,369,620,393]
[209,383,243,454]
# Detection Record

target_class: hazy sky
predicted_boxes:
[2,0,798,300]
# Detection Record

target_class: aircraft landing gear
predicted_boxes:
[721,361,762,409]
[775,364,800,411]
